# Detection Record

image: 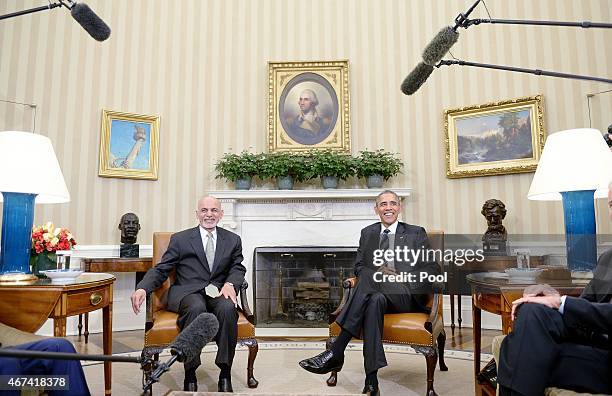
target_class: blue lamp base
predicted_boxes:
[560,190,598,272]
[0,192,38,282]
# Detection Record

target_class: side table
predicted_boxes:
[78,257,152,342]
[447,255,543,335]
[0,273,116,395]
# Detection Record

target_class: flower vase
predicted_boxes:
[30,252,57,277]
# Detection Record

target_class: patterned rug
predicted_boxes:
[83,342,483,395]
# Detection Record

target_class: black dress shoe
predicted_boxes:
[183,380,197,392]
[299,350,344,374]
[362,383,379,395]
[218,377,233,392]
[184,368,198,391]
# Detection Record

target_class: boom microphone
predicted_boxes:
[400,62,434,95]
[144,313,219,391]
[170,312,219,362]
[422,27,460,66]
[401,26,459,95]
[70,2,111,41]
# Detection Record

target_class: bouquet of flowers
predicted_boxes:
[30,222,77,274]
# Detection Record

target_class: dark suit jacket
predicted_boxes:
[353,222,441,295]
[137,226,246,312]
[565,248,612,352]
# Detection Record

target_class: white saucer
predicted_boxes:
[41,269,84,283]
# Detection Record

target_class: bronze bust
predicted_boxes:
[119,212,140,257]
[481,199,508,255]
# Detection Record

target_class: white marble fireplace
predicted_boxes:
[210,188,412,336]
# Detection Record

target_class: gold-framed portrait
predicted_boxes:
[268,60,351,153]
[444,95,545,178]
[98,109,160,180]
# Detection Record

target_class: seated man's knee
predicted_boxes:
[216,298,238,320]
[367,293,386,308]
[513,302,559,330]
[37,338,76,353]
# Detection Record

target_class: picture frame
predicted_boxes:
[444,95,545,178]
[268,60,351,153]
[98,109,160,180]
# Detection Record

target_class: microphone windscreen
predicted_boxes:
[400,62,434,95]
[422,26,459,66]
[170,313,219,362]
[71,3,111,42]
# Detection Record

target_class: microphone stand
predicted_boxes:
[142,353,180,393]
[436,59,612,85]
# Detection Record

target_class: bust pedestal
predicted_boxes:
[120,244,139,258]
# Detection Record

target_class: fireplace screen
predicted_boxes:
[253,247,357,328]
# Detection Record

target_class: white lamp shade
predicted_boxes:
[0,131,70,203]
[528,128,612,201]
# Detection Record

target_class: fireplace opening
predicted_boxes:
[253,247,357,328]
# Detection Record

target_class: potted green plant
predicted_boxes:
[215,151,261,190]
[308,149,354,189]
[260,152,310,190]
[354,149,403,188]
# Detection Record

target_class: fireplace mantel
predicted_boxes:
[209,188,412,201]
[209,188,412,230]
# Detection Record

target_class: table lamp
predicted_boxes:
[0,131,70,281]
[528,128,612,272]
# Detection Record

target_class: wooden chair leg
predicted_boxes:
[242,338,259,388]
[425,352,438,396]
[326,371,338,387]
[415,346,438,396]
[437,330,448,371]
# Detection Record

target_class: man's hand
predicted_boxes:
[131,289,146,314]
[522,284,559,298]
[220,282,237,306]
[511,295,562,321]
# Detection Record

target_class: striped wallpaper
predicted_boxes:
[0,0,610,244]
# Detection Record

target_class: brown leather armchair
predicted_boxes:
[141,232,258,389]
[326,231,448,396]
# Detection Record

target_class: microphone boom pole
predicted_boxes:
[437,59,612,84]
[0,348,141,363]
[0,2,62,21]
[462,18,612,29]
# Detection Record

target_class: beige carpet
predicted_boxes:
[83,342,477,395]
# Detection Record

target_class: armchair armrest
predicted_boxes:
[329,277,358,324]
[238,281,255,323]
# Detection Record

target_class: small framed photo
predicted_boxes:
[444,95,545,178]
[98,109,160,180]
[268,60,351,153]
[514,249,531,268]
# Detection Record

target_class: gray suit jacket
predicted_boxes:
[137,226,246,312]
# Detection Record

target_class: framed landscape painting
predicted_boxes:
[444,95,545,178]
[98,109,160,180]
[268,60,351,153]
